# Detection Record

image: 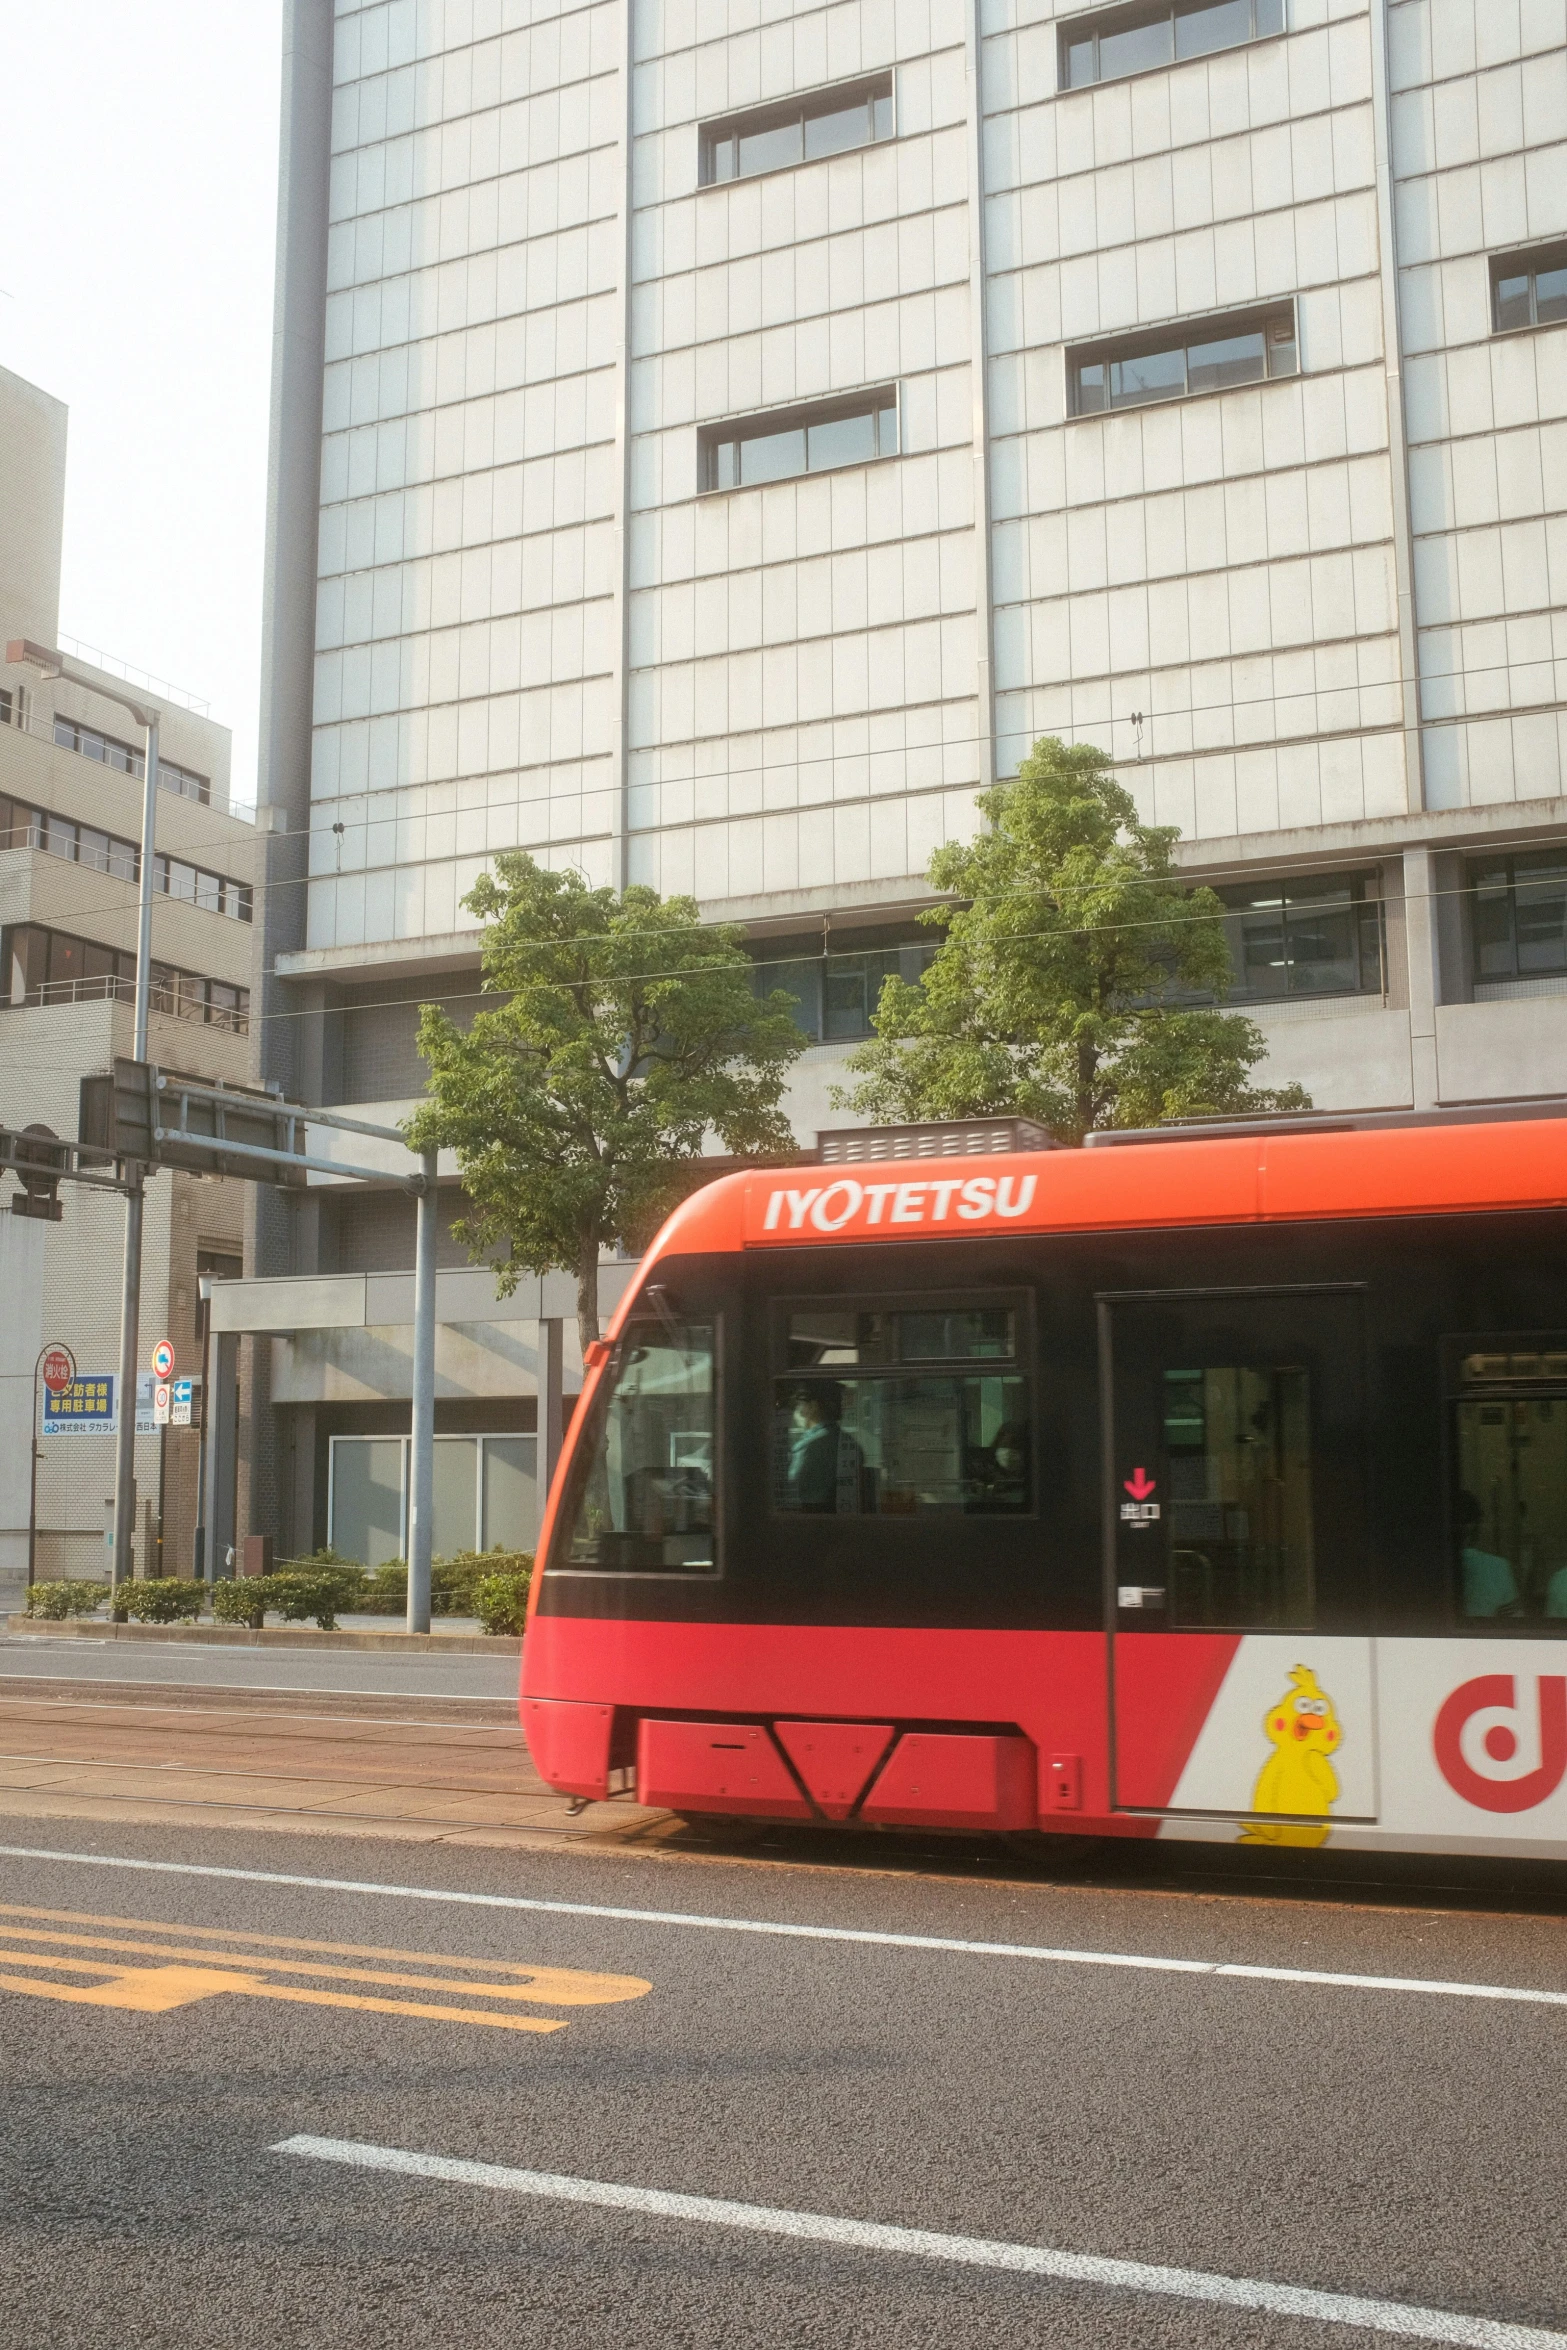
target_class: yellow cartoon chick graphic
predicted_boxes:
[1238,1664,1342,1847]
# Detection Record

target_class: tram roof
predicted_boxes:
[632,1105,1567,1285]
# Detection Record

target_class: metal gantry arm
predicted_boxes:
[141,1074,440,1634]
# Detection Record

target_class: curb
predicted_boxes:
[4,1616,521,1656]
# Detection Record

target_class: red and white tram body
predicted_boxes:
[520,1115,1567,1857]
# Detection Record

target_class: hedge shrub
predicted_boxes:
[119,1577,207,1624]
[25,1580,110,1620]
[473,1569,532,1637]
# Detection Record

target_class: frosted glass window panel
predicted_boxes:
[1176,0,1252,57]
[1113,346,1186,405]
[808,410,879,471]
[331,1438,404,1567]
[1099,16,1174,76]
[483,1437,538,1551]
[1536,265,1567,325]
[739,120,802,176]
[431,1437,479,1559]
[740,428,807,485]
[805,99,873,159]
[1187,329,1265,394]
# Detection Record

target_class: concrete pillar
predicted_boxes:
[200,1330,239,1577]
[1402,846,1442,1109]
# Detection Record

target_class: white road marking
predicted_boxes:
[3,1845,1564,2011]
[274,2134,1566,2349]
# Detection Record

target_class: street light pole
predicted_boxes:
[7,643,161,1596]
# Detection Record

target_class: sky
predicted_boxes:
[0,3,284,808]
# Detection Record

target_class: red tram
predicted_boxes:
[520,1109,1567,1856]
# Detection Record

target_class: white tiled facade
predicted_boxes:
[246,0,1567,1560]
[275,0,1565,1033]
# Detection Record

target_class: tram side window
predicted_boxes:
[559,1319,717,1571]
[774,1298,1031,1516]
[1454,1347,1567,1623]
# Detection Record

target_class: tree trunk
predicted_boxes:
[575,1228,601,1359]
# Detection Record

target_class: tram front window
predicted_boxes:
[561,1320,717,1571]
[1454,1350,1567,1620]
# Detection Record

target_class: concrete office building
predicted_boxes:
[0,363,259,1602]
[236,0,1567,1562]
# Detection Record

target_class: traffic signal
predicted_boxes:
[79,1060,307,1185]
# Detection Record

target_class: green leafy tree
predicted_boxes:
[408,854,805,1351]
[834,736,1310,1144]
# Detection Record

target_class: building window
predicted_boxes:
[701,389,899,493]
[1470,849,1567,989]
[1060,0,1283,86]
[701,75,894,186]
[0,792,250,914]
[1491,241,1567,334]
[753,929,940,1042]
[0,688,12,727]
[1216,872,1385,1003]
[51,715,210,805]
[1,921,249,1029]
[1071,304,1297,415]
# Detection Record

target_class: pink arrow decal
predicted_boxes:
[1123,1467,1156,1500]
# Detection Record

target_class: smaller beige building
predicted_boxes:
[0,362,260,1602]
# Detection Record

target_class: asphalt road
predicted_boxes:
[3,1818,1565,2349]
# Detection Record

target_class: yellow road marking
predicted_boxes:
[0,1902,650,2030]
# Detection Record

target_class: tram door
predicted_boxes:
[1101,1288,1378,1832]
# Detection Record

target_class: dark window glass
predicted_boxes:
[207,981,244,1031]
[1113,346,1186,404]
[1216,872,1380,1001]
[7,926,48,1003]
[558,1320,717,1571]
[1492,243,1567,333]
[0,688,11,725]
[43,812,76,861]
[1161,1364,1315,1625]
[47,931,85,996]
[1468,850,1567,982]
[108,836,137,883]
[1494,272,1532,331]
[774,1373,1031,1516]
[80,941,118,990]
[775,1298,1029,1517]
[756,954,823,1039]
[1455,1351,1567,1621]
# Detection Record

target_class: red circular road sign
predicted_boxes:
[40,1345,76,1393]
[151,1340,175,1380]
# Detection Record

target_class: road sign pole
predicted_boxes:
[406,1150,438,1637]
[112,1169,145,1596]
